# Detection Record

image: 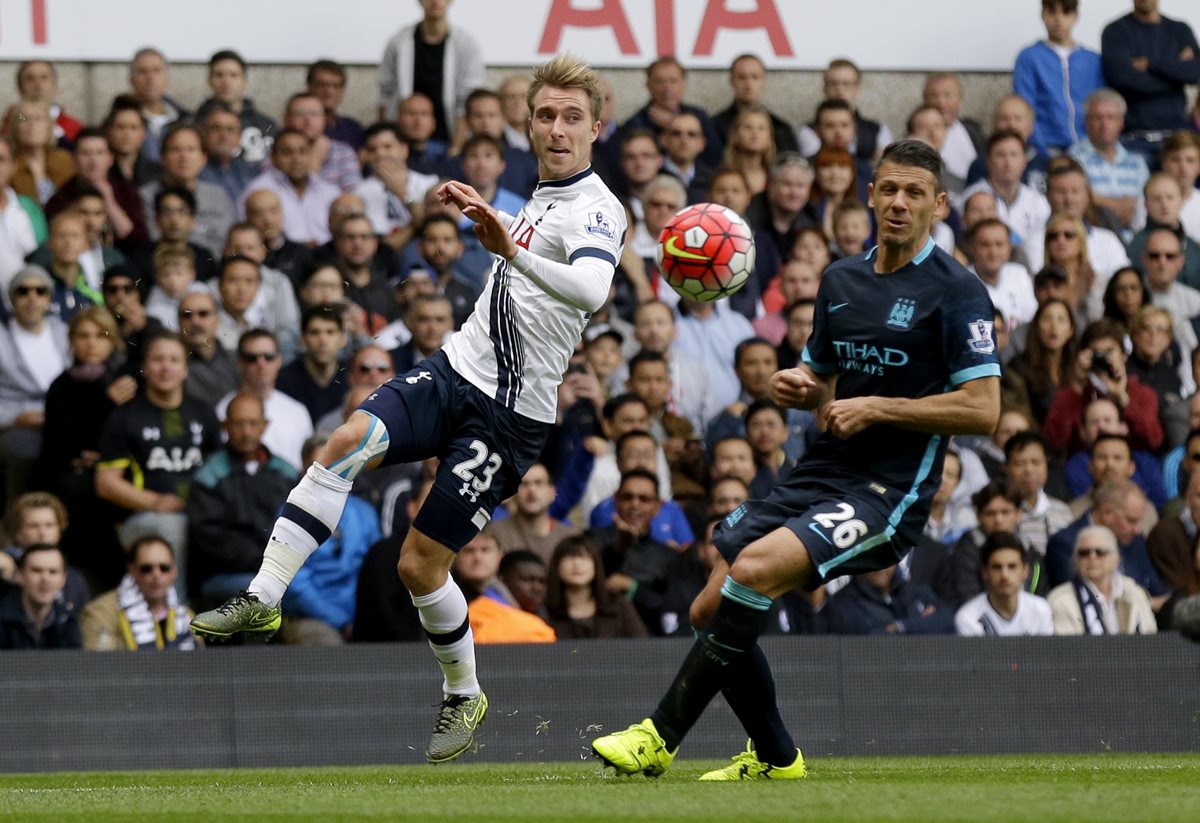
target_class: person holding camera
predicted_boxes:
[1043,318,1163,457]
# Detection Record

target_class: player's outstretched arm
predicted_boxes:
[826,376,1000,440]
[770,365,835,411]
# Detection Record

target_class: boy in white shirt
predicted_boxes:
[956,532,1054,636]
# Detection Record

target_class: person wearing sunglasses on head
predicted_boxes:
[79,534,198,650]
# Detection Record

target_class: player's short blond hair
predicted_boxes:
[527,54,604,123]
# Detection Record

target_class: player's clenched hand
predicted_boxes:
[770,368,820,408]
[435,180,483,211]
[825,397,881,439]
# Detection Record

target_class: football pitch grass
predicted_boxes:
[2,753,1199,822]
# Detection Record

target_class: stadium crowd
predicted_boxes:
[1,0,1199,650]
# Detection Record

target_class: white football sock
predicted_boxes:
[411,578,479,697]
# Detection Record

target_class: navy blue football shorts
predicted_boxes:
[356,351,550,551]
[712,473,920,588]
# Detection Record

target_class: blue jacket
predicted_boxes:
[1013,40,1105,151]
[1063,450,1166,509]
[589,497,695,547]
[284,495,381,630]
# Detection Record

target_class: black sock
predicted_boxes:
[721,644,796,766]
[650,581,773,751]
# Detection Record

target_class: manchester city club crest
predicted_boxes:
[886,297,916,329]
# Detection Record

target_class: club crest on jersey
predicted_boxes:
[967,319,996,354]
[886,298,916,329]
[585,211,615,240]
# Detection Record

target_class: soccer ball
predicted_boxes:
[656,202,756,302]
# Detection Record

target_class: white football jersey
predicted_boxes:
[954,590,1054,637]
[444,168,626,423]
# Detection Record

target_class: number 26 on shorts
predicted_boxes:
[809,502,868,549]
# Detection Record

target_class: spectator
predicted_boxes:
[722,109,775,197]
[662,112,714,204]
[709,436,757,493]
[143,247,195,330]
[1101,264,1150,329]
[0,543,80,649]
[188,392,298,606]
[1160,131,1200,241]
[452,132,527,255]
[129,187,219,285]
[1048,524,1157,634]
[713,54,798,154]
[489,463,579,562]
[216,329,313,472]
[34,213,98,322]
[276,305,348,427]
[0,140,46,292]
[197,104,257,207]
[319,214,402,325]
[126,48,190,163]
[240,129,340,246]
[1147,468,1200,601]
[277,92,362,193]
[954,533,1054,636]
[410,213,480,327]
[454,530,556,644]
[1100,0,1200,164]
[968,217,1037,330]
[1143,229,1200,358]
[825,564,954,635]
[804,100,874,203]
[629,300,713,433]
[544,534,648,639]
[744,153,817,282]
[1025,158,1132,278]
[1044,318,1163,454]
[831,199,873,260]
[396,93,448,176]
[6,100,75,205]
[307,59,365,151]
[213,255,272,356]
[615,129,664,256]
[104,99,159,194]
[441,89,538,199]
[95,331,220,593]
[944,481,1039,608]
[1044,478,1167,601]
[621,56,722,168]
[923,72,986,197]
[4,61,81,147]
[281,434,381,645]
[34,307,134,577]
[40,189,129,297]
[1005,431,1074,556]
[776,298,815,371]
[0,265,69,502]
[1070,89,1150,233]
[810,147,859,244]
[966,95,1052,194]
[80,535,198,651]
[797,58,892,162]
[674,297,756,415]
[623,349,699,472]
[497,549,550,620]
[178,291,237,402]
[1126,305,1187,416]
[356,122,438,252]
[1013,0,1106,154]
[1041,213,1102,322]
[101,265,162,371]
[1063,406,1167,515]
[140,125,236,259]
[588,430,692,548]
[584,324,625,400]
[244,189,313,290]
[744,399,793,498]
[496,74,532,152]
[590,468,687,636]
[961,130,1051,249]
[42,127,148,255]
[1,491,90,600]
[618,173,686,310]
[314,345,395,435]
[389,293,452,374]
[1161,398,1200,494]
[1129,173,1200,289]
[194,50,278,167]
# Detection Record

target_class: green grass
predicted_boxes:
[2,754,1198,822]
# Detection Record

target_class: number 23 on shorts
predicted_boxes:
[452,439,503,504]
[807,502,868,550]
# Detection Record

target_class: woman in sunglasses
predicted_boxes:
[1047,524,1157,635]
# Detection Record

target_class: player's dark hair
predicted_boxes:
[1004,430,1048,462]
[971,480,1021,512]
[615,429,656,459]
[815,98,854,121]
[877,139,944,193]
[1090,432,1132,460]
[979,531,1027,567]
[733,336,775,369]
[364,121,405,144]
[628,349,667,375]
[618,467,660,498]
[155,185,196,217]
[498,549,545,577]
[209,49,247,72]
[745,397,785,426]
[220,254,260,279]
[17,543,64,571]
[602,393,648,422]
[301,302,345,333]
[462,132,505,158]
[987,128,1026,154]
[967,217,1010,244]
[306,58,346,85]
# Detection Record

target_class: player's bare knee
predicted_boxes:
[397,529,454,595]
[320,411,390,480]
[689,593,715,630]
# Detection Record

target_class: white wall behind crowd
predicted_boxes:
[0,0,1148,70]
